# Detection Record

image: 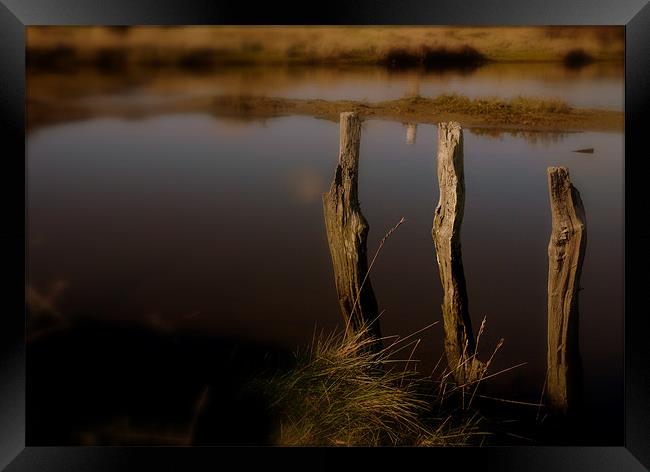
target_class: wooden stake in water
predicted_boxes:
[545,166,586,415]
[323,112,382,346]
[432,122,483,384]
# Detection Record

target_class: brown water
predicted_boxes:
[27,63,624,437]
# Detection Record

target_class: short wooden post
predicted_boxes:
[432,122,483,384]
[323,112,382,345]
[545,166,586,414]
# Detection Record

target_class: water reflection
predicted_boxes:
[286,167,326,204]
[28,61,624,113]
[470,128,571,146]
[405,123,418,145]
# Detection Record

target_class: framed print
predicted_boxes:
[1,0,649,470]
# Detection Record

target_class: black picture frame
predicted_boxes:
[2,1,649,470]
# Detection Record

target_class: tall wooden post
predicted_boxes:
[323,112,382,346]
[545,166,586,414]
[432,122,482,384]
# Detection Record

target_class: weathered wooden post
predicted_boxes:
[432,122,483,384]
[545,166,586,415]
[323,112,382,345]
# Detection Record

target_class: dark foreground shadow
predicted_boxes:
[27,318,294,446]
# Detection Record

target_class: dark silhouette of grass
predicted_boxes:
[95,47,129,72]
[175,48,220,70]
[563,49,594,69]
[384,48,423,69]
[384,46,487,72]
[27,46,77,71]
[105,26,132,36]
[423,46,487,71]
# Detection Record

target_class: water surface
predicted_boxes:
[27,64,624,441]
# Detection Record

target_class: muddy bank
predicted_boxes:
[29,94,623,133]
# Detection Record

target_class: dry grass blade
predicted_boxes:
[256,320,489,446]
[347,217,407,334]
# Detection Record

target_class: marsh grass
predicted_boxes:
[252,317,519,446]
[428,93,572,116]
[253,321,493,446]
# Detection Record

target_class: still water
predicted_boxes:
[29,62,624,110]
[27,64,624,437]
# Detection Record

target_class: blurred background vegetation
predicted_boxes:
[27,26,624,70]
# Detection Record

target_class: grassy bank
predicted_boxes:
[208,94,623,131]
[28,93,623,133]
[27,26,623,70]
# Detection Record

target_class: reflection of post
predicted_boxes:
[405,123,418,145]
[545,166,586,415]
[432,122,483,384]
[323,112,382,345]
[406,73,421,98]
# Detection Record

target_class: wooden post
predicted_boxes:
[323,112,382,345]
[432,122,483,384]
[545,166,586,414]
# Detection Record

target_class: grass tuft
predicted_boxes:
[253,322,486,446]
